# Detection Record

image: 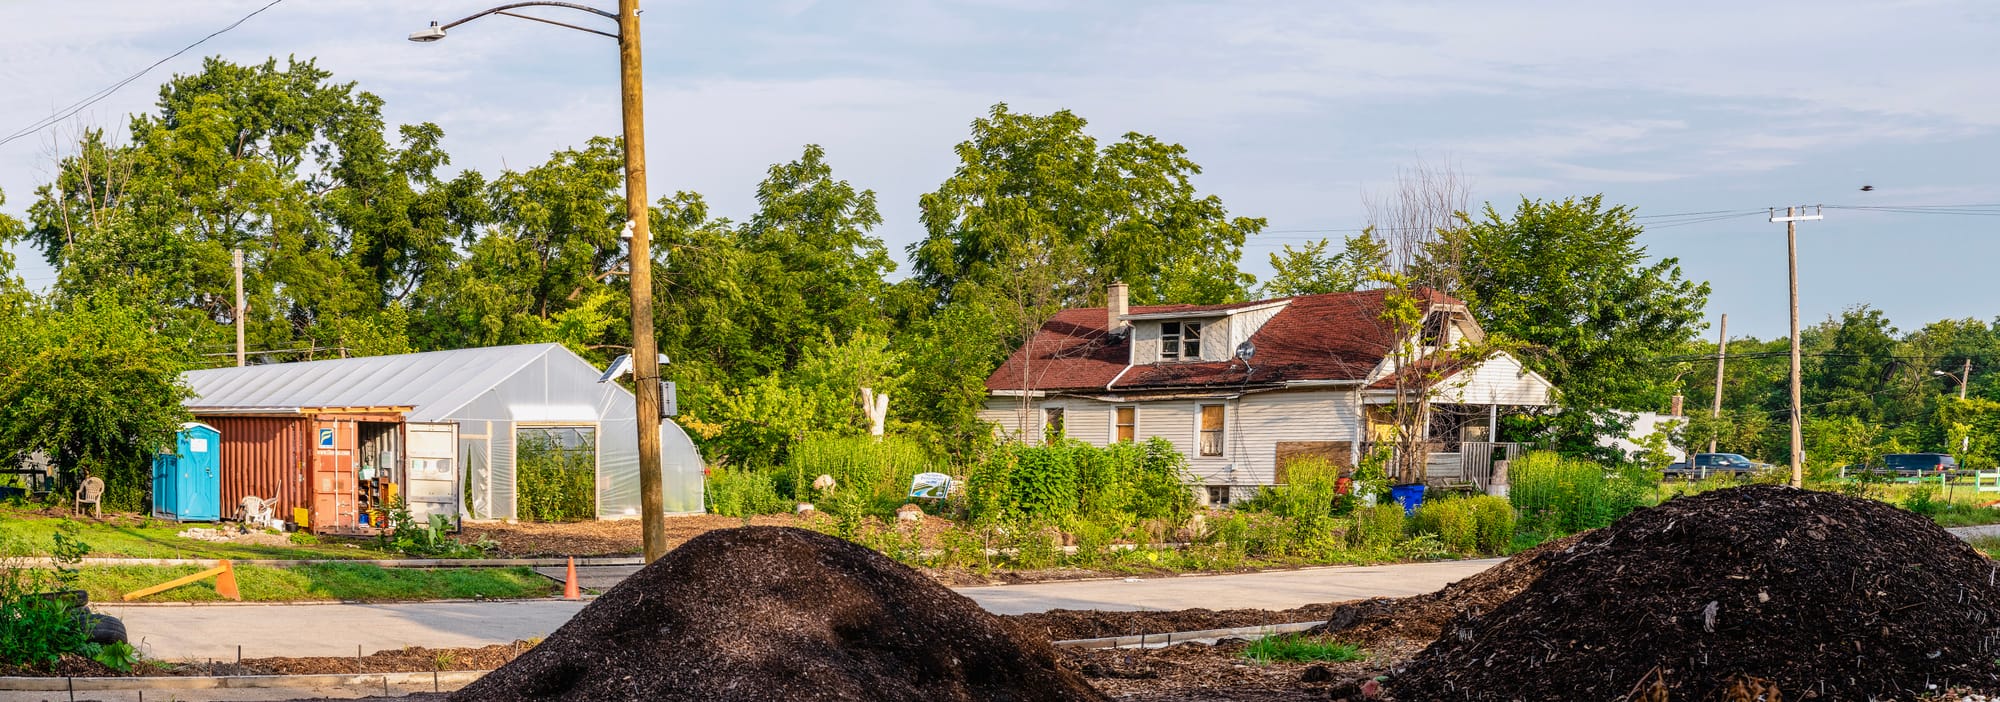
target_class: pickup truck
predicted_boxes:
[1665,453,1771,478]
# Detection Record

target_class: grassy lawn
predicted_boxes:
[0,505,401,560]
[77,563,557,603]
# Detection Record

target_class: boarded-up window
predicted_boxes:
[1115,407,1137,443]
[1274,441,1354,484]
[1198,405,1225,456]
[1043,407,1065,444]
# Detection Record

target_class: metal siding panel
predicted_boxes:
[207,416,314,524]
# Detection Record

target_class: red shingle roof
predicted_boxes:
[986,288,1464,393]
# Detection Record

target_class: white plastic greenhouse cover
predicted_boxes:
[182,343,705,518]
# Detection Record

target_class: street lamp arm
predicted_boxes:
[436,2,619,38]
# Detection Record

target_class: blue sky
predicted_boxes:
[3,0,1996,340]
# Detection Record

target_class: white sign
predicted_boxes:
[190,438,208,453]
[909,472,952,499]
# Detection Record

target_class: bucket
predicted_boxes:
[1389,483,1427,515]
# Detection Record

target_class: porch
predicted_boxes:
[1361,440,1525,493]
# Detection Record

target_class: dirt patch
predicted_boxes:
[1010,603,1354,642]
[0,642,533,678]
[1392,485,2000,701]
[1302,534,1578,650]
[1065,641,1388,702]
[450,526,1105,701]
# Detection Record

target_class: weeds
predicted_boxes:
[1243,634,1366,664]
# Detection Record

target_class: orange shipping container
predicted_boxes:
[205,416,314,523]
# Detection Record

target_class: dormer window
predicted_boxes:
[1161,321,1203,361]
[1422,311,1447,347]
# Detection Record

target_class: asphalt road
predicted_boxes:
[98,558,1500,661]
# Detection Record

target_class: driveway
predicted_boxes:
[100,558,1500,661]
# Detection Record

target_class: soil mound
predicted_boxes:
[1305,535,1578,647]
[1391,485,2000,701]
[451,526,1105,702]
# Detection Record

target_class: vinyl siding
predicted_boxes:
[980,388,1362,488]
[1228,304,1286,353]
[1434,353,1553,406]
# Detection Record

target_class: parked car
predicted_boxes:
[1665,453,1771,478]
[1852,453,1961,475]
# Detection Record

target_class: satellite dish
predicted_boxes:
[1235,340,1256,363]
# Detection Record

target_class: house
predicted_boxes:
[980,284,1555,504]
[181,344,705,533]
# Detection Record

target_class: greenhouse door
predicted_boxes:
[403,423,459,528]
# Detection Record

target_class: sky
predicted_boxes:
[2,0,1997,341]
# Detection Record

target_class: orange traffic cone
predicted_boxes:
[563,557,581,600]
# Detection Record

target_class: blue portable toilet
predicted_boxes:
[153,422,222,522]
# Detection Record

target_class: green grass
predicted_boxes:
[1967,536,2000,558]
[76,564,557,603]
[0,506,400,560]
[1242,633,1367,664]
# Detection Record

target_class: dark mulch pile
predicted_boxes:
[1304,534,1577,650]
[1391,485,2000,701]
[450,526,1105,702]
[1011,603,1353,642]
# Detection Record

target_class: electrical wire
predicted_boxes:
[0,0,290,149]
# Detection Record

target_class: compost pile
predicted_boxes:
[450,526,1104,702]
[1391,485,2000,701]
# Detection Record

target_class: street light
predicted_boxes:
[412,0,671,564]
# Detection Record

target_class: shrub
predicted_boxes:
[1410,497,1478,554]
[785,435,939,514]
[1469,495,1517,554]
[964,439,1194,523]
[705,467,788,517]
[1509,452,1649,536]
[1242,634,1366,664]
[1349,505,1405,550]
[0,527,91,666]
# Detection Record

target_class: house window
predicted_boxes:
[1161,321,1204,361]
[1043,407,1065,443]
[1115,407,1137,443]
[1206,485,1232,506]
[1198,404,1225,456]
[1422,311,1447,347]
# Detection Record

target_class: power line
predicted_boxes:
[0,0,290,150]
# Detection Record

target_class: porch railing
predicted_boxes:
[1360,440,1522,492]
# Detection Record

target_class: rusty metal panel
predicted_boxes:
[310,417,359,533]
[204,416,313,523]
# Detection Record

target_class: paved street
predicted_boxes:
[100,558,1500,661]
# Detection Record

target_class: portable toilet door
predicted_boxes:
[155,423,222,522]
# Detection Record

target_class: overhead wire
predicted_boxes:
[0,0,291,149]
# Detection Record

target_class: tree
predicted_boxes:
[910,103,1263,310]
[1260,233,1382,297]
[1439,195,1711,449]
[0,297,192,509]
[736,145,895,375]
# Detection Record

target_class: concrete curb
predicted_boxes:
[1050,621,1327,650]
[0,670,488,692]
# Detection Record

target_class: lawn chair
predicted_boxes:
[238,495,276,526]
[74,476,104,519]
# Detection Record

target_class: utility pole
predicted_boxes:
[1772,206,1822,488]
[1961,358,1972,400]
[617,0,669,564]
[233,248,245,367]
[1710,313,1727,453]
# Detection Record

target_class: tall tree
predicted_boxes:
[1438,195,1711,449]
[910,103,1263,310]
[736,145,894,374]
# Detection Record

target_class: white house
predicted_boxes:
[980,284,1555,504]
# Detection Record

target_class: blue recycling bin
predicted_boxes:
[1389,483,1427,515]
[152,422,222,522]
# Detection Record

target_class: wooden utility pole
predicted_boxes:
[617,0,668,563]
[1710,313,1727,453]
[233,248,245,367]
[1772,206,1822,488]
[1961,358,1972,400]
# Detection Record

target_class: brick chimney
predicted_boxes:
[1107,281,1129,333]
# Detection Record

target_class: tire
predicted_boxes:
[84,613,127,645]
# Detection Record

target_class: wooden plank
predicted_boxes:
[122,561,233,601]
[1273,441,1352,484]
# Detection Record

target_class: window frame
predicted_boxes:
[1160,321,1204,362]
[1206,485,1232,506]
[1114,406,1138,443]
[1042,407,1065,444]
[1197,403,1225,457]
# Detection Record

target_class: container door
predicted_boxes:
[311,418,358,532]
[404,423,459,528]
[186,428,221,521]
[152,450,173,519]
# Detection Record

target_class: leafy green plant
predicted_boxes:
[0,535,89,666]
[377,499,493,558]
[515,430,597,522]
[1409,497,1478,554]
[1242,634,1366,664]
[1349,505,1405,550]
[84,641,139,672]
[704,467,788,517]
[288,531,320,546]
[1510,452,1646,536]
[784,435,938,513]
[1469,495,1517,554]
